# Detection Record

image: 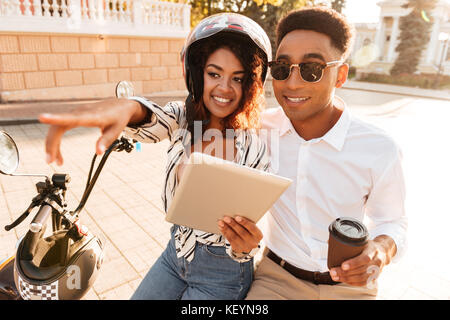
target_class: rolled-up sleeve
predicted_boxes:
[123,96,184,143]
[365,145,408,263]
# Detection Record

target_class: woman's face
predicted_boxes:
[202,47,245,122]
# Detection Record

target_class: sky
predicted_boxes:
[342,0,381,24]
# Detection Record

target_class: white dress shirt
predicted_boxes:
[259,96,407,272]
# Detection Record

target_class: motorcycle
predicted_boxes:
[0,81,137,300]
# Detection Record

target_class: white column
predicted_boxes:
[443,40,449,73]
[350,34,362,60]
[32,0,41,17]
[182,3,190,32]
[88,0,96,20]
[133,0,143,25]
[24,0,32,16]
[81,0,88,20]
[374,17,386,61]
[426,10,441,64]
[66,0,82,29]
[118,0,125,22]
[60,0,68,18]
[42,0,51,17]
[387,16,400,62]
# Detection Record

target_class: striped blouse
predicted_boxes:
[123,96,270,262]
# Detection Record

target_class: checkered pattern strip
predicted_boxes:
[18,276,58,300]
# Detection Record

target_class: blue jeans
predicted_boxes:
[131,226,254,300]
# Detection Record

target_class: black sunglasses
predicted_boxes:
[269,60,342,82]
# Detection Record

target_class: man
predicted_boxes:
[236,7,407,299]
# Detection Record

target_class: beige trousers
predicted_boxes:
[245,249,378,300]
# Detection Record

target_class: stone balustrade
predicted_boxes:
[0,0,191,38]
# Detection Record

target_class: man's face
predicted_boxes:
[272,30,348,122]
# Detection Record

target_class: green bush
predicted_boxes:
[358,72,450,89]
[348,66,357,79]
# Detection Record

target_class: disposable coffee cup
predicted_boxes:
[327,217,369,269]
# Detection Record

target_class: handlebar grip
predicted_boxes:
[29,204,52,233]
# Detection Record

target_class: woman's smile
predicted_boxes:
[203,47,244,127]
[212,95,233,104]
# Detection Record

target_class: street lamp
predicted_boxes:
[433,32,450,89]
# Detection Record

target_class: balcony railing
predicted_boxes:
[0,0,190,38]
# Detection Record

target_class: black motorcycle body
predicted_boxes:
[0,256,20,300]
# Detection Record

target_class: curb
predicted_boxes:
[1,83,448,127]
[342,80,450,101]
[0,94,188,127]
[0,119,37,126]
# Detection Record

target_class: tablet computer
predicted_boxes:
[165,152,292,234]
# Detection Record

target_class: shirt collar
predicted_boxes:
[321,96,351,151]
[279,95,351,151]
[279,113,295,137]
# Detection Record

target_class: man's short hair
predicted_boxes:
[276,6,355,60]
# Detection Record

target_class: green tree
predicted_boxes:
[188,0,222,27]
[390,0,438,75]
[186,0,318,57]
[243,0,314,57]
[184,0,322,58]
[331,0,346,13]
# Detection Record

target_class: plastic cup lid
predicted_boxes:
[329,217,369,244]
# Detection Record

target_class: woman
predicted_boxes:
[39,13,272,300]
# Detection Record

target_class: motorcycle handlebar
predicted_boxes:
[4,203,33,231]
[29,204,53,233]
[71,137,134,216]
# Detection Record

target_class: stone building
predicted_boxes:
[0,0,190,102]
[350,0,450,76]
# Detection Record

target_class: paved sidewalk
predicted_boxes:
[1,83,449,300]
[1,120,448,300]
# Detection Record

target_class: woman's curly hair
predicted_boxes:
[188,32,266,135]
